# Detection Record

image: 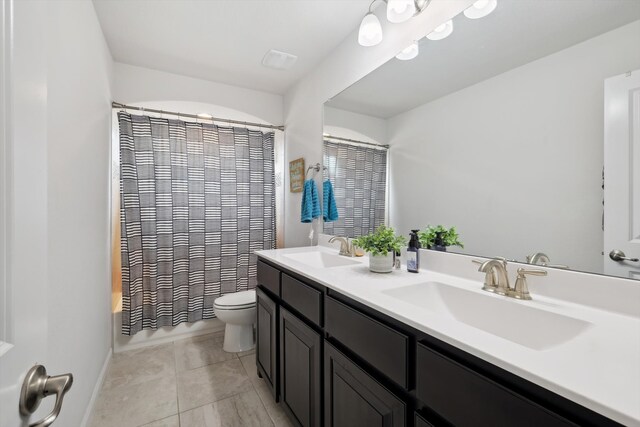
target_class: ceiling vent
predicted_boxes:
[262,49,298,70]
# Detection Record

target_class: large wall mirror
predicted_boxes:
[323,0,640,280]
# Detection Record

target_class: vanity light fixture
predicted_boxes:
[463,0,497,19]
[386,0,416,23]
[426,19,453,40]
[358,11,384,46]
[358,0,430,47]
[395,42,419,60]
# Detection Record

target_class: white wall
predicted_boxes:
[45,1,114,425]
[114,63,283,125]
[282,0,476,247]
[323,106,387,145]
[388,21,640,273]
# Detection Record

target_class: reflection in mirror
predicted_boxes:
[322,134,389,239]
[323,0,640,279]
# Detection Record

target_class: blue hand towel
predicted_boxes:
[301,179,321,223]
[323,180,339,222]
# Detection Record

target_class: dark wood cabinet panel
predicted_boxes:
[324,342,406,427]
[282,273,322,326]
[324,296,409,389]
[280,307,322,427]
[414,413,434,427]
[256,287,278,400]
[416,343,576,427]
[258,260,281,296]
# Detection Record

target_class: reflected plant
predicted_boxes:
[418,225,464,249]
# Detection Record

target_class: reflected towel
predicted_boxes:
[323,180,339,222]
[301,179,321,223]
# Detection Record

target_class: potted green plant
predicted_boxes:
[418,225,463,252]
[352,225,406,273]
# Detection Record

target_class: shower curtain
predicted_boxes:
[323,140,388,238]
[118,112,275,335]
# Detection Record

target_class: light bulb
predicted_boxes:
[426,19,453,41]
[395,42,419,60]
[464,0,497,19]
[358,13,383,46]
[387,0,416,24]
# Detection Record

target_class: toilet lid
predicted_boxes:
[214,290,256,308]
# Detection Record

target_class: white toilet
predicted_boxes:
[213,290,257,353]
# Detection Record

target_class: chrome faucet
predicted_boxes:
[526,252,550,265]
[329,236,354,257]
[473,258,547,300]
[526,252,569,269]
[475,258,510,295]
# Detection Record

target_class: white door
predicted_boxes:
[604,70,640,279]
[1,1,71,426]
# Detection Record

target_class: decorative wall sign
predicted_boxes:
[289,158,305,193]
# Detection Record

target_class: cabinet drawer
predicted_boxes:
[325,296,409,388]
[257,259,280,296]
[281,273,322,326]
[416,343,576,427]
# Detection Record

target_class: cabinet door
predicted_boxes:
[414,413,434,427]
[257,287,278,400]
[280,307,322,427]
[324,342,405,427]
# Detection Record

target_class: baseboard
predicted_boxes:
[80,349,112,427]
[113,314,225,353]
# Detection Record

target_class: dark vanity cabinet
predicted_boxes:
[415,343,576,427]
[325,342,406,427]
[255,257,621,427]
[256,260,280,400]
[256,286,278,400]
[280,307,322,427]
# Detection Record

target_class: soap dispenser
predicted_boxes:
[407,230,420,273]
[433,231,446,252]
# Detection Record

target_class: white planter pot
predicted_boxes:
[368,252,393,273]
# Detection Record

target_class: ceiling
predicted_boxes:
[327,0,640,119]
[92,0,371,95]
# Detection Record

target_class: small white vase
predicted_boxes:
[369,252,393,273]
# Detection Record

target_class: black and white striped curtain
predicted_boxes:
[323,140,387,238]
[118,112,275,335]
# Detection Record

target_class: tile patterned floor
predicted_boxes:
[90,332,294,427]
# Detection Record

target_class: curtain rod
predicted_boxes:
[112,102,285,132]
[323,133,389,149]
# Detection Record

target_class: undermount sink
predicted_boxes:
[383,282,592,350]
[283,251,360,268]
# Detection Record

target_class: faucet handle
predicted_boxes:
[518,268,547,276]
[511,268,547,300]
[541,263,570,270]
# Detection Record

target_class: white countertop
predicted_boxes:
[256,245,640,427]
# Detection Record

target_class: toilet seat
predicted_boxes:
[213,290,256,310]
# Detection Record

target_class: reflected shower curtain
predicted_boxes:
[323,140,387,238]
[118,112,275,335]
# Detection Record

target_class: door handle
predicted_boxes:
[19,365,73,427]
[609,249,639,262]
